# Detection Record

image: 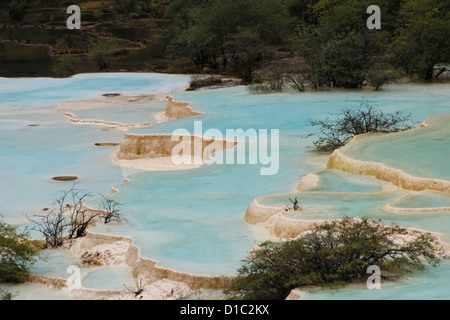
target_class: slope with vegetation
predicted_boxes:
[0,0,448,85]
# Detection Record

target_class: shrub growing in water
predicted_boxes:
[0,219,40,283]
[187,76,223,91]
[226,217,447,300]
[308,101,415,152]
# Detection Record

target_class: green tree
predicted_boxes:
[112,0,140,15]
[226,217,447,300]
[0,218,40,283]
[294,0,397,88]
[222,29,266,84]
[52,55,82,78]
[287,0,320,25]
[366,68,399,90]
[166,0,291,76]
[0,287,17,300]
[391,0,450,79]
[111,0,162,16]
[8,0,30,21]
[321,31,369,88]
[89,38,120,71]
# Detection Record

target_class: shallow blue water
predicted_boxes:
[0,73,191,114]
[82,266,135,290]
[0,75,449,298]
[344,115,450,181]
[302,260,450,300]
[72,102,166,125]
[393,192,450,209]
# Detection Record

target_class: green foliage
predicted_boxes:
[112,0,140,15]
[287,0,320,25]
[52,55,82,78]
[390,0,450,79]
[2,0,448,82]
[8,0,31,21]
[294,0,397,88]
[89,37,121,71]
[308,101,415,152]
[52,38,72,54]
[222,29,266,84]
[111,0,166,17]
[0,218,40,283]
[166,0,291,78]
[226,217,447,300]
[164,0,210,20]
[187,75,223,91]
[0,287,17,300]
[247,78,284,94]
[366,68,400,90]
[247,83,274,94]
[321,31,369,88]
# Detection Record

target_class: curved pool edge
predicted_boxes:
[326,115,450,193]
[327,148,450,193]
[26,230,234,300]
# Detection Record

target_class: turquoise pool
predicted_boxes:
[0,74,449,299]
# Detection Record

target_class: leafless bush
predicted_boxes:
[100,195,126,224]
[27,185,126,248]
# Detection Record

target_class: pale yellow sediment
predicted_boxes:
[110,152,205,172]
[27,274,68,289]
[69,278,193,300]
[327,149,450,193]
[36,94,450,299]
[151,96,203,124]
[56,94,160,113]
[296,173,320,192]
[109,97,226,171]
[25,97,229,299]
[113,133,237,171]
[326,116,450,194]
[286,288,303,300]
[110,187,119,196]
[65,115,151,131]
[164,96,202,120]
[116,133,232,160]
[384,194,450,213]
[384,204,450,213]
[27,232,233,300]
[244,199,321,239]
[244,198,450,253]
[63,95,202,130]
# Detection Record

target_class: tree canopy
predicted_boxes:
[0,218,40,283]
[163,0,449,85]
[226,217,447,300]
[1,0,448,81]
[308,101,415,152]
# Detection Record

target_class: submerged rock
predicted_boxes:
[52,176,78,181]
[95,143,120,147]
[102,93,121,97]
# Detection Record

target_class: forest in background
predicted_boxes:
[0,0,449,88]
